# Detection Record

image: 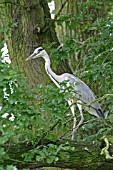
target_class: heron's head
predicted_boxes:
[26,47,46,61]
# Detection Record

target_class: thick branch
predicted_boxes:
[2,140,113,169]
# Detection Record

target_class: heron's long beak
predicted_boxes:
[26,53,36,61]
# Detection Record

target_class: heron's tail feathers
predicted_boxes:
[97,109,104,118]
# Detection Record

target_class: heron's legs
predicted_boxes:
[72,117,77,140]
[67,100,76,140]
[72,103,84,138]
[71,106,76,140]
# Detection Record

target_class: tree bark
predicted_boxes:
[2,0,57,85]
[2,140,113,169]
[54,0,76,42]
[54,0,106,42]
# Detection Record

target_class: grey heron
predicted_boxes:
[26,47,104,140]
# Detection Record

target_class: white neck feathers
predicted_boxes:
[43,54,61,88]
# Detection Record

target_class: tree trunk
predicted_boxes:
[2,0,58,85]
[54,0,76,42]
[55,0,106,42]
[2,139,113,169]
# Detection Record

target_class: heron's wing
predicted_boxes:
[61,73,104,118]
[64,74,100,109]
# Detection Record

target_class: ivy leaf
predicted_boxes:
[36,155,41,161]
[46,156,56,164]
[108,114,113,123]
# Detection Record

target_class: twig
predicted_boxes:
[7,158,26,164]
[42,0,69,32]
[38,119,61,144]
[94,47,113,60]
[87,94,113,106]
[69,93,113,109]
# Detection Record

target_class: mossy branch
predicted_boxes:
[69,93,113,109]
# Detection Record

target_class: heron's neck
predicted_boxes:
[44,55,61,88]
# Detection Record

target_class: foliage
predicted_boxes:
[0,58,113,168]
[23,143,71,164]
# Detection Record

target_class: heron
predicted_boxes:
[26,47,104,140]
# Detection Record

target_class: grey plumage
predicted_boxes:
[64,74,104,117]
[26,47,104,140]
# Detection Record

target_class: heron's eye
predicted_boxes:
[38,48,43,52]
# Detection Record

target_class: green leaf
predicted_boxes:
[46,156,56,164]
[83,123,93,131]
[36,156,41,161]
[108,114,113,123]
[6,165,17,170]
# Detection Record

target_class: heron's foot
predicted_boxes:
[71,129,77,140]
[71,125,80,140]
[71,118,84,140]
